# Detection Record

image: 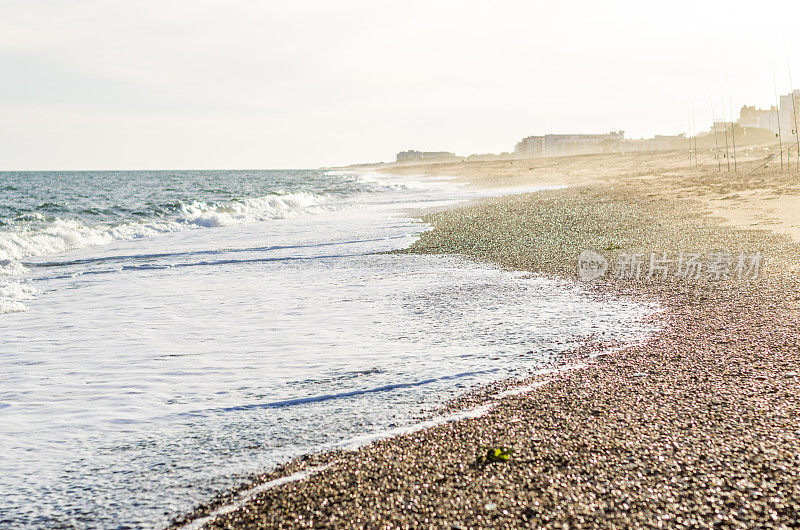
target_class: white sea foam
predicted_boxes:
[0,191,332,273]
[0,259,28,276]
[355,171,460,192]
[177,191,330,228]
[0,281,37,314]
[0,299,28,314]
[0,190,334,318]
[354,171,413,191]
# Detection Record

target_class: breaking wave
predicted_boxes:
[0,191,333,274]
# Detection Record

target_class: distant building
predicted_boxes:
[712,121,734,132]
[514,130,690,157]
[646,134,687,151]
[779,90,800,137]
[543,131,625,156]
[738,105,778,133]
[514,131,625,157]
[514,136,545,157]
[395,150,458,163]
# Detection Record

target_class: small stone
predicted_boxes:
[484,503,497,510]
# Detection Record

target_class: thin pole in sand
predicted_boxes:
[721,92,731,172]
[708,92,722,172]
[727,81,738,172]
[686,104,693,167]
[691,104,699,168]
[771,52,785,170]
[786,49,800,171]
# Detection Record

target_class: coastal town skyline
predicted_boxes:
[392,88,799,163]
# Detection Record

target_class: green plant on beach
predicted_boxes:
[475,447,514,465]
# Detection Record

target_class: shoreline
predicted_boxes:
[173,150,800,528]
[170,330,642,529]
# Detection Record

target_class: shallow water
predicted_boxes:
[0,170,656,527]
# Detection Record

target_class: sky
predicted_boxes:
[2,0,800,170]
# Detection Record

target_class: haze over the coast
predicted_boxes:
[3,0,800,170]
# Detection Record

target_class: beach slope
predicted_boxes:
[176,149,800,528]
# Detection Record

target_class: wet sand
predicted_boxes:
[173,148,800,528]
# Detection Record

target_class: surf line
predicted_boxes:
[177,362,606,528]
[178,465,332,530]
[176,403,497,529]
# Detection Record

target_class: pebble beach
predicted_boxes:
[173,149,800,528]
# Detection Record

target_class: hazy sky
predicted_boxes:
[2,0,800,170]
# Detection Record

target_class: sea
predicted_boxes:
[0,169,656,528]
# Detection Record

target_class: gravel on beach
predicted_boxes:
[173,175,800,529]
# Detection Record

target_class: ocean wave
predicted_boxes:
[0,259,28,276]
[176,192,328,228]
[0,191,332,274]
[354,171,462,192]
[354,172,413,191]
